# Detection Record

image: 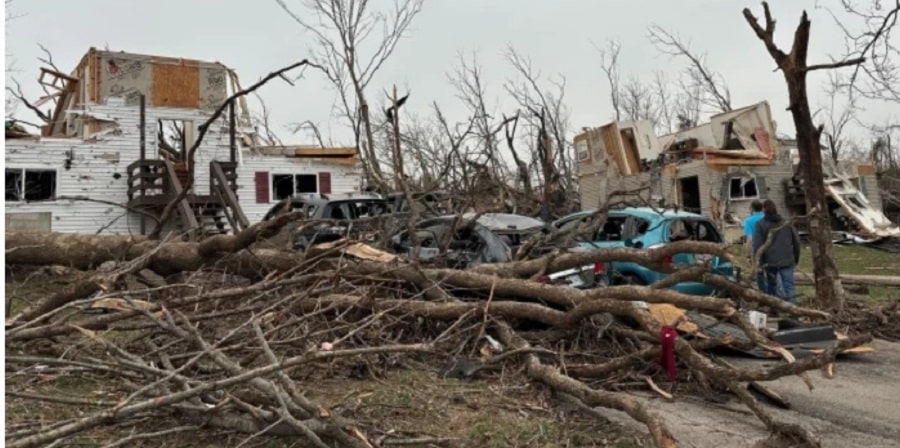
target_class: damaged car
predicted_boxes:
[389,213,605,289]
[552,207,735,295]
[262,192,390,250]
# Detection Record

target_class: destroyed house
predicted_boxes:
[575,101,899,242]
[5,48,362,237]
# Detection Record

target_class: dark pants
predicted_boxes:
[764,265,796,304]
[755,271,767,292]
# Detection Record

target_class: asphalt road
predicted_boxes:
[603,339,900,447]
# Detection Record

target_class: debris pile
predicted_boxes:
[2,217,882,448]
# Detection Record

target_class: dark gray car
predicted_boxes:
[390,213,604,289]
[262,192,389,249]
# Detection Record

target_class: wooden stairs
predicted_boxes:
[126,159,250,239]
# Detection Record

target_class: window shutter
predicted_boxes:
[318,172,332,194]
[857,176,868,196]
[755,176,768,199]
[254,172,269,203]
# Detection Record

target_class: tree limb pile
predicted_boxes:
[4,227,877,447]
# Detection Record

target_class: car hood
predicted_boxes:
[576,240,627,250]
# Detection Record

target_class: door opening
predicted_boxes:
[678,176,701,213]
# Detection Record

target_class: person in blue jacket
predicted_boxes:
[743,200,766,291]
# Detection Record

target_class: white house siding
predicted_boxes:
[5,102,229,235]
[236,153,363,223]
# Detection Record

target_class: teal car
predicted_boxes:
[551,207,735,296]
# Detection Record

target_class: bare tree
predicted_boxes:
[619,76,661,124]
[6,44,66,127]
[448,52,507,182]
[818,72,860,164]
[595,39,623,122]
[5,0,24,118]
[742,2,875,311]
[504,47,575,218]
[275,0,424,189]
[647,24,732,113]
[399,105,476,192]
[594,38,705,135]
[821,0,900,102]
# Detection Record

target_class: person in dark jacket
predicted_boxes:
[752,200,801,304]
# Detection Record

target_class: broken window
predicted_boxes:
[729,177,759,200]
[272,174,318,200]
[575,139,590,162]
[5,168,57,201]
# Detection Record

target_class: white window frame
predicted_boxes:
[270,173,318,200]
[575,139,591,162]
[728,176,760,201]
[5,166,60,202]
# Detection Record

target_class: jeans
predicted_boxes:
[755,271,767,292]
[764,265,796,304]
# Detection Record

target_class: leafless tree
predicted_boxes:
[6,43,67,128]
[448,52,507,182]
[595,39,623,122]
[275,0,424,189]
[742,2,880,311]
[817,72,860,164]
[820,0,900,103]
[647,24,733,113]
[619,76,661,125]
[5,0,24,118]
[594,39,705,135]
[504,47,575,218]
[399,104,476,192]
[249,93,285,147]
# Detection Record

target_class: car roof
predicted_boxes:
[559,207,713,223]
[448,213,545,231]
[287,192,384,204]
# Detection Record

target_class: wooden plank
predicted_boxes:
[254,146,359,157]
[704,158,773,166]
[90,48,99,104]
[689,147,770,159]
[311,157,359,166]
[619,129,642,174]
[151,63,200,108]
[599,122,629,175]
[857,164,876,176]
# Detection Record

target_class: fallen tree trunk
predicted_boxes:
[794,273,900,288]
[5,213,306,278]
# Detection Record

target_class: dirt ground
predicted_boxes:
[6,266,899,447]
[602,339,900,448]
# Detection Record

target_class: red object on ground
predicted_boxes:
[659,326,678,382]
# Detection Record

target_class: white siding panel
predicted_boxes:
[5,138,141,235]
[236,153,363,223]
[7,103,360,235]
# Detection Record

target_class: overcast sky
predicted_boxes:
[5,0,896,148]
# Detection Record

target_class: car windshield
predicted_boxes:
[556,214,650,242]
[320,200,388,220]
[494,227,543,250]
[668,218,721,242]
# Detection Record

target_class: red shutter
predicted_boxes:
[318,172,331,194]
[254,172,269,203]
